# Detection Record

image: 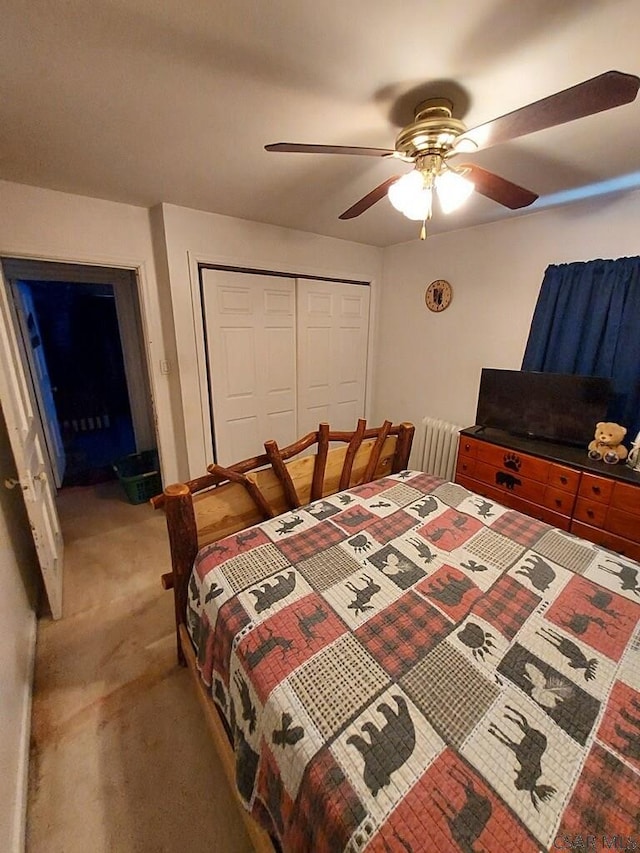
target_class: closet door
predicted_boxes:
[202,269,296,465]
[297,279,370,436]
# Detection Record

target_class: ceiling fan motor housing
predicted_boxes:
[394,98,466,159]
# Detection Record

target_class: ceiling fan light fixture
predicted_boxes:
[388,171,423,212]
[403,188,434,221]
[436,168,475,213]
[388,171,433,221]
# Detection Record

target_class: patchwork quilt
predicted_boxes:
[187,471,640,853]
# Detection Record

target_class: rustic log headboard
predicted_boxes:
[152,419,415,664]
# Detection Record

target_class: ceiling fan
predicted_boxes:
[265,71,640,238]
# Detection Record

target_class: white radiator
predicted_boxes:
[420,417,463,480]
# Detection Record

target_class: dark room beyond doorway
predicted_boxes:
[26,279,136,486]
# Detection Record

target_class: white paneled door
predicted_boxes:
[0,269,63,618]
[296,279,370,436]
[202,269,297,465]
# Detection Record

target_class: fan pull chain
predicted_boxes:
[420,220,427,240]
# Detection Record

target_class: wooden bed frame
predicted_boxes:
[152,419,415,852]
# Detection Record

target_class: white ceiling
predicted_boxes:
[2,0,640,247]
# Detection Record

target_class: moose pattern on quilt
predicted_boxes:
[187,471,640,852]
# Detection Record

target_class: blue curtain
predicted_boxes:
[522,256,640,445]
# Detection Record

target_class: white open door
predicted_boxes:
[202,269,297,465]
[296,279,370,435]
[0,270,63,619]
[11,280,66,487]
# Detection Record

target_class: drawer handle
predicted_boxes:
[462,463,468,471]
[560,476,567,485]
[592,486,601,495]
[464,443,471,451]
[555,499,562,507]
[587,509,594,518]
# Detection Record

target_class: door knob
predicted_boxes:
[4,478,21,490]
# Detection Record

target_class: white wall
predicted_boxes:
[0,180,183,484]
[374,189,640,464]
[158,203,383,478]
[0,407,39,853]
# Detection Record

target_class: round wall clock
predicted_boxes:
[425,279,453,312]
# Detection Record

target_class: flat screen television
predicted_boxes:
[475,369,612,447]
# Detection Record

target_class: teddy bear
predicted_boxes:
[588,421,628,464]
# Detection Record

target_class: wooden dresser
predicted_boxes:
[455,426,640,561]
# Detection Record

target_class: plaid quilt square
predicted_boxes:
[535,529,598,575]
[297,545,362,591]
[276,521,345,564]
[284,747,368,853]
[555,742,640,840]
[219,543,291,592]
[366,509,418,545]
[400,642,500,748]
[288,634,389,740]
[463,527,527,572]
[378,482,427,508]
[371,749,540,853]
[489,510,550,548]
[597,680,640,772]
[404,472,444,494]
[433,481,472,508]
[471,575,541,641]
[355,591,452,679]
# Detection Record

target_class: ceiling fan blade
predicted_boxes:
[265,142,395,157]
[339,176,401,219]
[460,164,538,209]
[456,70,640,152]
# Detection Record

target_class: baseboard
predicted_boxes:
[11,611,36,853]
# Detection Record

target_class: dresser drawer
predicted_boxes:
[543,486,576,516]
[606,506,640,544]
[475,444,550,483]
[497,491,570,530]
[458,436,480,459]
[611,481,640,516]
[579,473,614,504]
[547,464,580,493]
[570,521,640,562]
[573,497,608,527]
[474,461,546,504]
[455,455,476,479]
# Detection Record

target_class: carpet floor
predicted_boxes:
[26,480,252,853]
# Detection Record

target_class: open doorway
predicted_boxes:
[23,279,135,485]
[2,258,155,489]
